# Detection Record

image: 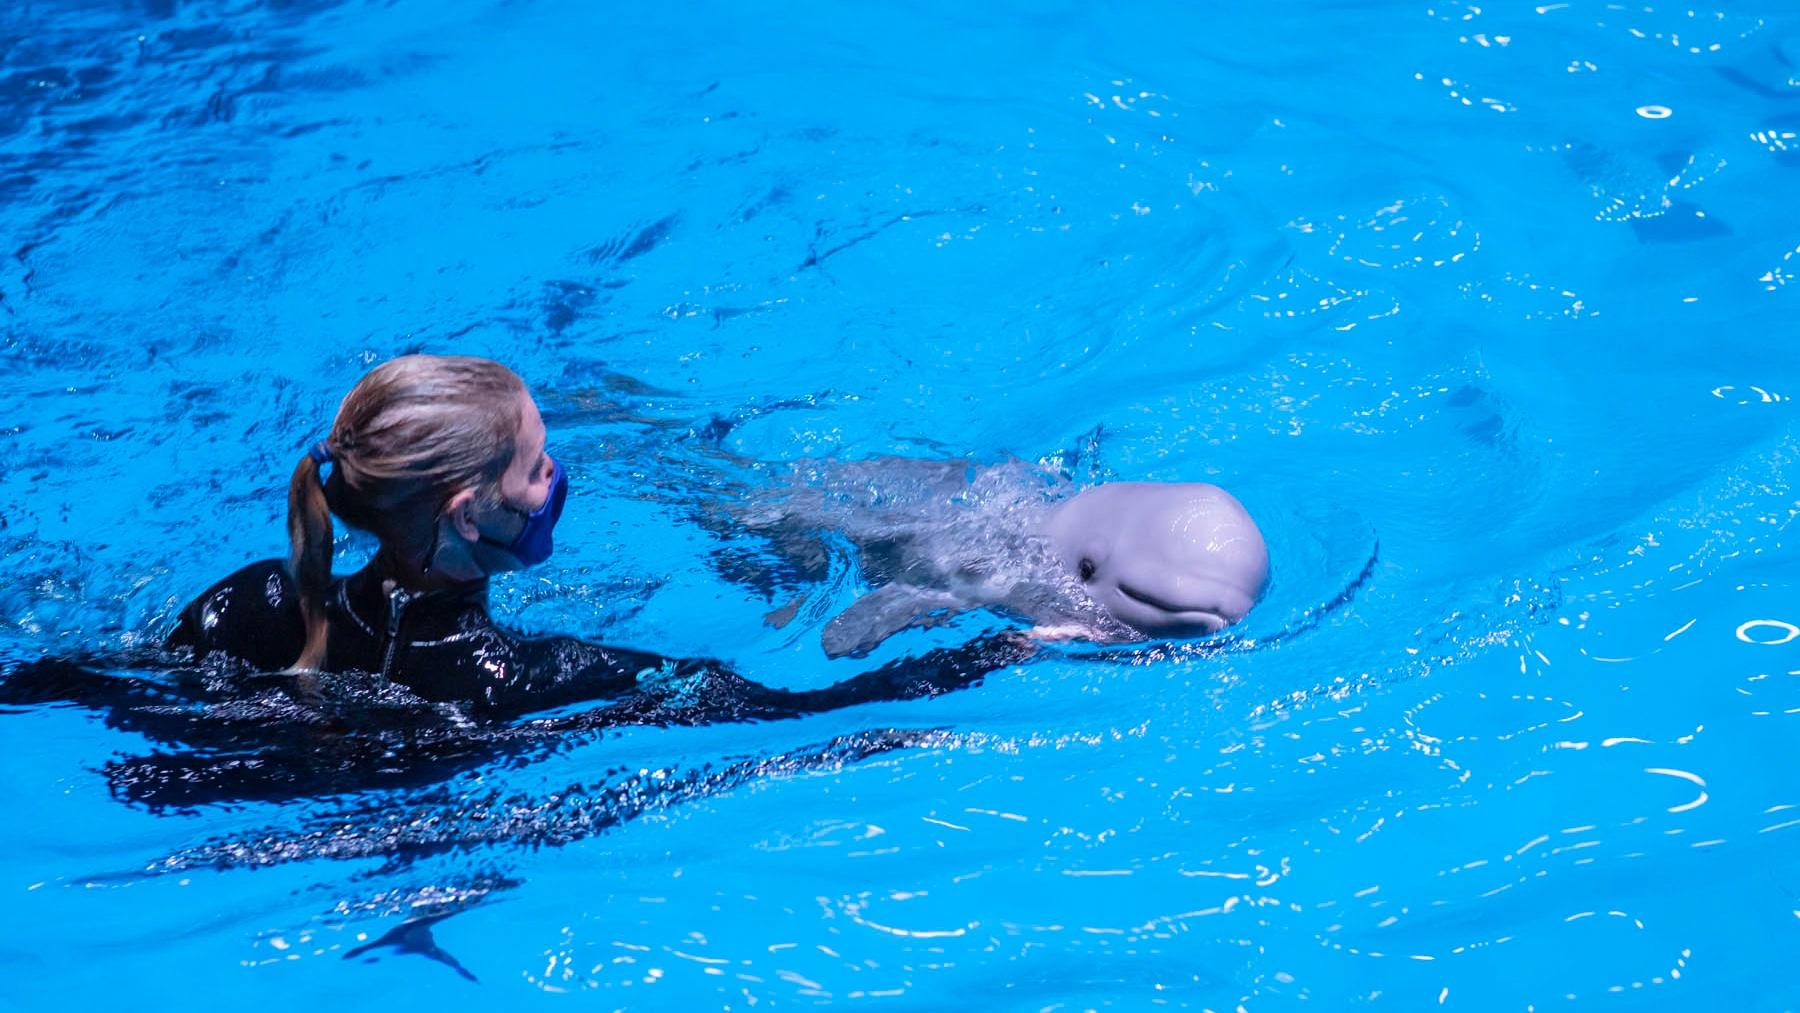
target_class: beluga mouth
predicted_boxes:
[1116,583,1230,631]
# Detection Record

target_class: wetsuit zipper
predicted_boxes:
[381,586,413,680]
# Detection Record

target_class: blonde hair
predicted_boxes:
[287,354,527,670]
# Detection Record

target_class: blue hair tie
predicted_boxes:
[308,440,334,466]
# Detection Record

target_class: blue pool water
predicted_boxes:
[4,0,1800,1007]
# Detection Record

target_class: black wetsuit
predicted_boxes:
[163,554,1028,724]
[0,557,1025,808]
[165,555,678,718]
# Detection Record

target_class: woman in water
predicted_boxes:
[165,354,1026,724]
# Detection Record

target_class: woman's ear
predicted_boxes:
[444,488,482,542]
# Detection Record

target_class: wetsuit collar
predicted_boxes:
[341,552,491,644]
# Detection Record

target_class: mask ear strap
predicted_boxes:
[419,506,448,576]
[434,494,518,567]
[477,517,523,553]
[480,493,537,551]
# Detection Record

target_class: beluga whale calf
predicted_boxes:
[717,458,1270,658]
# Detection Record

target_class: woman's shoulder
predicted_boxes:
[165,558,307,669]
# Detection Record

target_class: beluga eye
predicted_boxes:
[1078,558,1096,582]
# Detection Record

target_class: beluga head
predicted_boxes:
[1040,482,1269,640]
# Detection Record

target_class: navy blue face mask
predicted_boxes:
[478,458,568,567]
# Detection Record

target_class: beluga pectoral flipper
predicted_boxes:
[820,584,972,659]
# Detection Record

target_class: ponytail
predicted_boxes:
[287,449,335,671]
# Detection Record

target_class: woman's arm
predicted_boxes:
[529,633,1040,731]
[467,634,687,718]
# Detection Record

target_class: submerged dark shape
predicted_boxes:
[133,727,948,981]
[344,910,478,982]
[143,727,949,875]
[1629,199,1732,243]
[585,214,678,265]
